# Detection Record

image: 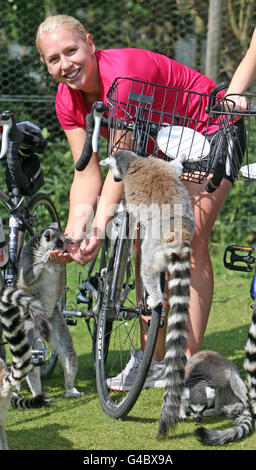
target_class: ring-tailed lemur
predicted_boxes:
[0,287,51,450]
[17,224,83,400]
[100,150,195,437]
[180,350,254,446]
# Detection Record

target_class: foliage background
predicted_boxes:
[1,0,256,242]
[2,1,256,452]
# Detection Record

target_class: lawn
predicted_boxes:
[4,243,256,453]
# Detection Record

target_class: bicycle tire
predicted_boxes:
[88,237,111,376]
[22,193,62,380]
[95,215,161,419]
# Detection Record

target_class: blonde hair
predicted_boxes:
[36,14,88,60]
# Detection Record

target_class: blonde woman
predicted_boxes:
[36,14,245,389]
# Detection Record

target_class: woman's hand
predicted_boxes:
[52,228,103,266]
[78,228,104,265]
[225,93,248,112]
[50,250,74,264]
[50,238,80,264]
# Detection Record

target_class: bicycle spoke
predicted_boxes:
[96,225,161,419]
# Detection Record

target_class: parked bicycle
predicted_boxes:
[0,110,63,377]
[62,77,256,420]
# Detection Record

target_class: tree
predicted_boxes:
[205,0,222,81]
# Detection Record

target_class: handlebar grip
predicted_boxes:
[210,81,228,97]
[75,112,94,171]
[205,81,227,114]
[0,111,24,159]
[75,101,107,172]
[4,111,23,144]
[0,118,11,158]
[205,160,225,193]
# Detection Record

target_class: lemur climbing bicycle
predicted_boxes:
[63,77,253,420]
[0,110,64,377]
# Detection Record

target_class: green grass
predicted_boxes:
[5,243,256,451]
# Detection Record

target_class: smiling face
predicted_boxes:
[38,28,98,93]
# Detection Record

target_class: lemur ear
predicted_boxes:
[44,229,51,242]
[49,222,59,229]
[100,156,115,167]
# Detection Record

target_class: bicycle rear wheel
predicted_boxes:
[23,193,62,379]
[95,213,162,419]
[23,192,61,242]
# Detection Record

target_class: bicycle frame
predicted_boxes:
[0,191,32,286]
[66,202,144,328]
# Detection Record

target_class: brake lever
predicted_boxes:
[92,102,107,153]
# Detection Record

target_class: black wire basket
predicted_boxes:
[217,93,256,183]
[105,77,255,187]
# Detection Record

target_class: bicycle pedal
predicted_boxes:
[63,301,84,324]
[223,245,256,272]
[31,338,48,366]
[77,292,90,304]
[31,355,46,366]
[65,317,77,326]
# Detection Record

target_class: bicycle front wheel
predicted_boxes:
[95,216,161,419]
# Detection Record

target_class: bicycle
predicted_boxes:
[0,110,63,378]
[63,77,254,420]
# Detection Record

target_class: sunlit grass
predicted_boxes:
[4,244,256,451]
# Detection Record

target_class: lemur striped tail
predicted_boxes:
[1,305,31,388]
[0,287,51,341]
[244,303,256,417]
[195,403,254,445]
[0,287,51,389]
[158,241,191,438]
[11,393,49,409]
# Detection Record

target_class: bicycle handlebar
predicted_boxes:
[0,112,13,159]
[75,101,108,171]
[74,82,250,197]
[0,110,47,193]
[205,81,227,114]
[204,81,256,193]
[0,111,47,158]
[205,160,226,193]
[205,81,231,194]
